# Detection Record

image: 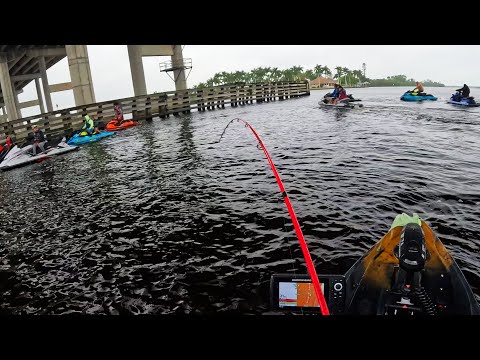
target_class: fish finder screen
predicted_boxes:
[279,281,324,307]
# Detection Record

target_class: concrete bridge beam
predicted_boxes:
[128,45,147,97]
[171,45,187,91]
[13,91,22,118]
[34,78,46,114]
[38,56,54,112]
[0,55,19,121]
[66,45,96,106]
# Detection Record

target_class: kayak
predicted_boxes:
[66,131,115,146]
[220,120,479,315]
[0,140,79,171]
[318,100,364,109]
[270,213,480,315]
[400,91,437,101]
[447,94,480,107]
[105,119,139,131]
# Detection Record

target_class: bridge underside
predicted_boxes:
[0,45,66,105]
[0,44,187,123]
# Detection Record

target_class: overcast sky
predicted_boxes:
[17,45,480,117]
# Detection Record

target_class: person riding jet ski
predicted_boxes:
[455,84,470,99]
[80,115,102,136]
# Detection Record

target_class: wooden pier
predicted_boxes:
[0,81,310,143]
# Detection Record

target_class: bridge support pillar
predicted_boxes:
[171,45,187,91]
[0,56,19,121]
[66,45,96,106]
[38,56,54,112]
[13,92,22,118]
[34,78,46,114]
[127,45,147,96]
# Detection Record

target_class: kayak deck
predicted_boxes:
[343,221,480,315]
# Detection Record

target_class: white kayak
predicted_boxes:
[0,140,79,171]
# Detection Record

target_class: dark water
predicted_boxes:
[1,86,480,314]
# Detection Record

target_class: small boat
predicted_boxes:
[447,92,480,107]
[0,140,79,171]
[270,213,480,315]
[66,131,115,146]
[400,91,437,101]
[105,119,139,131]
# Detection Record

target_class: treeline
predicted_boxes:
[193,65,367,88]
[360,75,444,87]
[193,66,444,88]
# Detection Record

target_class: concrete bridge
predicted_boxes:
[0,45,188,122]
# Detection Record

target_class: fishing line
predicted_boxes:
[218,118,330,315]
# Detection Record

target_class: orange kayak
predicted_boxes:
[105,120,139,131]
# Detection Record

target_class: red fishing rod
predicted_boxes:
[218,118,330,315]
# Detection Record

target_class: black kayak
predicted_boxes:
[270,214,480,315]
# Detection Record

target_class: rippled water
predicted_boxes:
[1,86,479,314]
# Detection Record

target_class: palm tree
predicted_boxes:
[322,66,332,77]
[314,64,323,78]
[334,66,343,85]
[341,67,350,86]
[290,66,304,81]
[250,67,263,83]
[282,69,294,81]
[352,70,363,84]
[304,69,316,81]
[270,67,282,82]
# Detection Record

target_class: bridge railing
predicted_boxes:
[0,81,309,143]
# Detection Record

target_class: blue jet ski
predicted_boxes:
[400,91,437,101]
[447,92,480,107]
[66,131,115,145]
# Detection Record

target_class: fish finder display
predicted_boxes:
[278,281,324,307]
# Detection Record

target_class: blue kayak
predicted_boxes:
[400,91,437,101]
[66,131,115,145]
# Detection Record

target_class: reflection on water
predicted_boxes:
[1,86,480,314]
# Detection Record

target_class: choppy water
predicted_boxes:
[1,86,479,314]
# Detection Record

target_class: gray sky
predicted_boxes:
[18,45,480,117]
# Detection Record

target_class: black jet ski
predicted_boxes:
[320,92,363,109]
[447,92,480,107]
[319,99,363,109]
[323,93,362,102]
[270,213,480,315]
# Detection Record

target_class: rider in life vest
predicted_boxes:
[80,115,102,136]
[333,84,347,104]
[80,115,95,135]
[113,102,124,126]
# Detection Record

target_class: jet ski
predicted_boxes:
[447,92,480,107]
[0,145,12,163]
[324,93,362,102]
[270,213,480,315]
[400,91,437,101]
[319,99,363,109]
[0,136,15,162]
[0,139,79,171]
[66,131,115,146]
[105,119,139,131]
